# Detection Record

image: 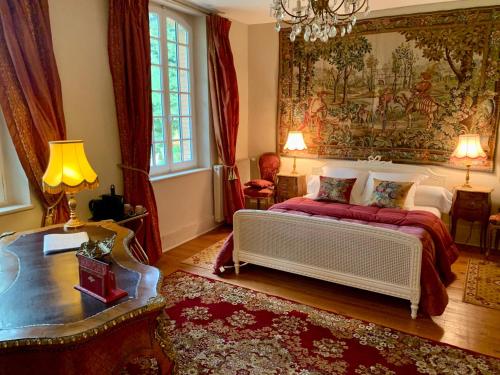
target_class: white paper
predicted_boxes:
[43,232,89,255]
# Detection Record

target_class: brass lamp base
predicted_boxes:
[462,164,472,188]
[291,156,298,175]
[64,194,85,230]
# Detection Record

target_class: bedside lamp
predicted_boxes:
[284,131,307,174]
[450,134,486,188]
[42,140,99,230]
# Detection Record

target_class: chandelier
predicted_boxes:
[271,0,370,42]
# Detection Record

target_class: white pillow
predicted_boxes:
[362,171,428,209]
[315,167,369,205]
[414,185,452,214]
[306,175,320,198]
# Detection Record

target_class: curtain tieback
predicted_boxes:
[43,192,65,226]
[118,164,150,179]
[223,164,238,181]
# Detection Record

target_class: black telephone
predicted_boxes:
[89,185,124,221]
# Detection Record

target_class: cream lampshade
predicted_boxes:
[284,131,307,174]
[42,140,99,229]
[450,134,486,188]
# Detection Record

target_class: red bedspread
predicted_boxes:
[214,197,459,316]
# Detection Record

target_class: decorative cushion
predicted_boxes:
[244,179,274,189]
[315,176,357,203]
[322,167,369,205]
[244,187,274,198]
[362,172,427,209]
[368,179,415,209]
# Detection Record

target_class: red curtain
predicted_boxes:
[0,0,68,226]
[108,0,162,264]
[207,15,245,224]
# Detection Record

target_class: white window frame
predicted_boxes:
[149,5,197,176]
[0,143,7,207]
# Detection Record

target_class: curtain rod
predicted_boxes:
[155,0,213,16]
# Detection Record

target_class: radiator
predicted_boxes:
[213,165,224,223]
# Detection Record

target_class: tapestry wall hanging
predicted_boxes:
[277,7,500,171]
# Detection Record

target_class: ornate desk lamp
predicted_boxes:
[450,134,486,188]
[284,131,307,174]
[42,140,99,229]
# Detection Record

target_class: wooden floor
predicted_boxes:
[156,226,500,359]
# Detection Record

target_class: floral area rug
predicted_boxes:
[157,271,500,374]
[181,239,225,270]
[464,259,500,310]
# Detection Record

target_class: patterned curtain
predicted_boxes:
[108,0,163,264]
[207,15,245,224]
[0,0,69,226]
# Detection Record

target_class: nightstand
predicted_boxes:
[450,186,493,252]
[276,173,307,202]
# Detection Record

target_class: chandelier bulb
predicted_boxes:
[275,22,281,32]
[290,31,296,42]
[340,26,346,37]
[352,16,357,26]
[347,23,352,34]
[328,26,337,38]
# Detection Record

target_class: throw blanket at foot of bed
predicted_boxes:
[214,198,459,316]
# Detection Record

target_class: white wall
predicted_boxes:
[246,3,500,246]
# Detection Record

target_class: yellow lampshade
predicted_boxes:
[284,131,307,151]
[42,140,99,194]
[450,134,487,165]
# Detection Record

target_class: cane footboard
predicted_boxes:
[233,210,422,319]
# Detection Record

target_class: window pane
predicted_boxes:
[178,25,188,45]
[167,42,178,66]
[149,13,159,37]
[172,141,181,163]
[153,117,164,142]
[151,65,162,91]
[168,68,179,92]
[181,117,191,139]
[182,140,192,161]
[180,94,190,116]
[166,18,176,42]
[150,38,161,64]
[178,45,189,69]
[179,69,190,92]
[171,117,180,140]
[154,143,166,166]
[170,93,180,116]
[152,92,163,116]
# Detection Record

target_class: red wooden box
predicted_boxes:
[75,254,128,303]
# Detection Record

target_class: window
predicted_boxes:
[0,110,32,213]
[149,8,196,175]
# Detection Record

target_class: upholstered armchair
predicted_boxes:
[244,153,281,209]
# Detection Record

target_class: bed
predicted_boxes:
[215,158,459,319]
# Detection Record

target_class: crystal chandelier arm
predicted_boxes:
[279,0,309,21]
[324,0,367,19]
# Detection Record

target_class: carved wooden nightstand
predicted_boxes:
[276,173,307,202]
[450,186,493,251]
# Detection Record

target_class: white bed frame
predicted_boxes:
[233,158,447,319]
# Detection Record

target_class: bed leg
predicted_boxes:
[410,301,419,319]
[234,261,240,275]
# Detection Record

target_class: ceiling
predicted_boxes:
[191,0,463,24]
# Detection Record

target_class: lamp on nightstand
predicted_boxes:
[284,131,307,174]
[450,134,487,188]
[42,140,99,230]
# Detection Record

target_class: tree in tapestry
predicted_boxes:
[277,7,500,171]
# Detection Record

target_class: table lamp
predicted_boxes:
[450,134,486,188]
[42,140,99,229]
[284,131,307,174]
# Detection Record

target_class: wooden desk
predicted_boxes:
[0,222,172,375]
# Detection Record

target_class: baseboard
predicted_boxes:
[161,218,221,252]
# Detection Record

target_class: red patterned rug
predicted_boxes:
[156,271,500,374]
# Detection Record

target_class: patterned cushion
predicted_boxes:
[369,179,414,209]
[315,176,357,203]
[244,179,274,189]
[244,187,274,198]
